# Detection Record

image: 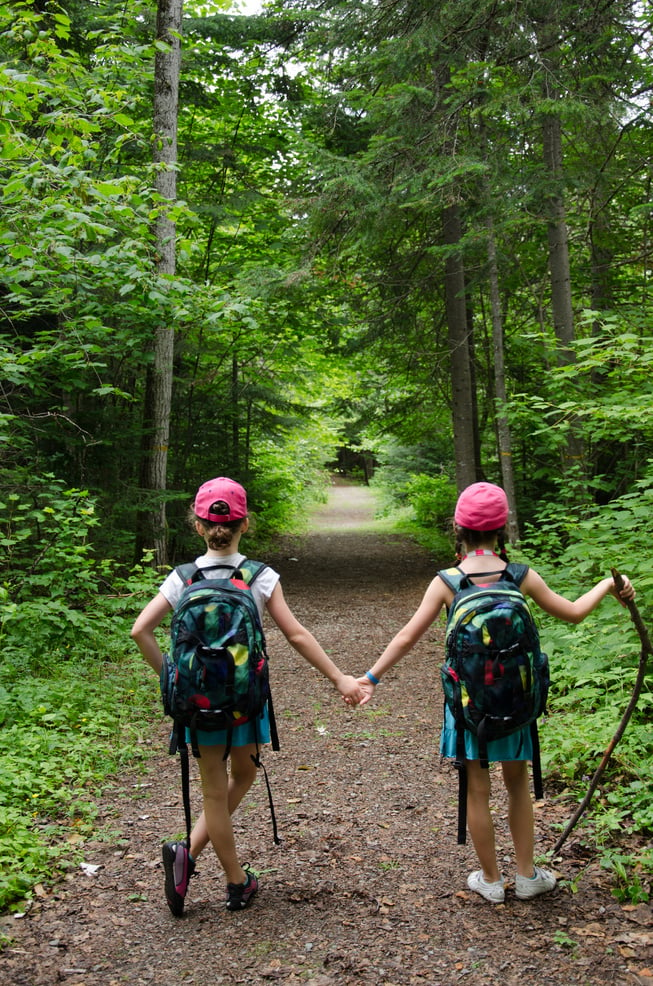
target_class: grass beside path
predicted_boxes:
[308,481,408,534]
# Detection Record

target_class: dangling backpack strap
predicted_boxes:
[439,568,469,844]
[250,718,281,846]
[239,560,281,842]
[267,689,280,752]
[454,723,468,845]
[530,721,544,800]
[477,719,490,771]
[180,743,192,849]
[168,721,193,850]
[188,712,202,759]
[167,719,192,845]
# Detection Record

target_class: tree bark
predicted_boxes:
[542,112,575,363]
[535,3,586,485]
[443,203,478,491]
[486,221,519,543]
[541,108,588,485]
[137,0,183,566]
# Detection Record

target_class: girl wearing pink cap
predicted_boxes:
[132,477,364,916]
[358,482,634,904]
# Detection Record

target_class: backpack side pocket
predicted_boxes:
[160,653,176,718]
[441,663,463,718]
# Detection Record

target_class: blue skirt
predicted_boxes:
[439,704,533,762]
[185,704,271,748]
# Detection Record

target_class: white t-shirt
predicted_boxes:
[158,551,280,619]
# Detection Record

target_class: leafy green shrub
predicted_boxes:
[371,462,457,559]
[600,847,653,905]
[247,434,336,546]
[522,467,653,594]
[0,478,125,661]
[372,440,455,495]
[397,473,457,559]
[402,474,454,527]
[0,521,164,913]
[519,481,653,865]
[0,645,156,912]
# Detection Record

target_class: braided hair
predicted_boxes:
[454,525,510,563]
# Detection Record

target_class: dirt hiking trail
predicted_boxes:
[2,480,652,986]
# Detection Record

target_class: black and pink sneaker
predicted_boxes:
[226,868,259,911]
[162,840,196,917]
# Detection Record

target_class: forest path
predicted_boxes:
[2,480,651,986]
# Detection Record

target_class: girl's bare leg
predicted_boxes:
[189,743,258,864]
[501,759,535,877]
[465,759,501,882]
[193,744,257,884]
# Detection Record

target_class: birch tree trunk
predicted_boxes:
[137,0,183,565]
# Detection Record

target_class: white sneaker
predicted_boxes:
[515,865,557,900]
[467,869,505,903]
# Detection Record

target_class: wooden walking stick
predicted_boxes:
[551,568,652,856]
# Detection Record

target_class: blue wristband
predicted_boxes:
[365,670,380,685]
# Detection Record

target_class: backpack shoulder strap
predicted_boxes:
[237,558,269,587]
[175,562,201,586]
[175,558,270,588]
[437,567,465,593]
[439,563,530,594]
[176,562,240,586]
[503,562,530,588]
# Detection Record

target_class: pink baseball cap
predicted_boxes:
[193,477,248,523]
[454,482,509,531]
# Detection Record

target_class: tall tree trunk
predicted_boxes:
[486,221,519,543]
[136,0,183,565]
[541,110,586,481]
[478,116,519,537]
[542,112,575,363]
[231,355,240,472]
[443,203,478,491]
[535,3,586,485]
[589,167,614,321]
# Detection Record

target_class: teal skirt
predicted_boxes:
[439,704,533,762]
[185,704,271,748]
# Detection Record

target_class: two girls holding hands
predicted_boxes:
[134,476,634,912]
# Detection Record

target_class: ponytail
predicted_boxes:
[204,521,241,550]
[189,509,244,550]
